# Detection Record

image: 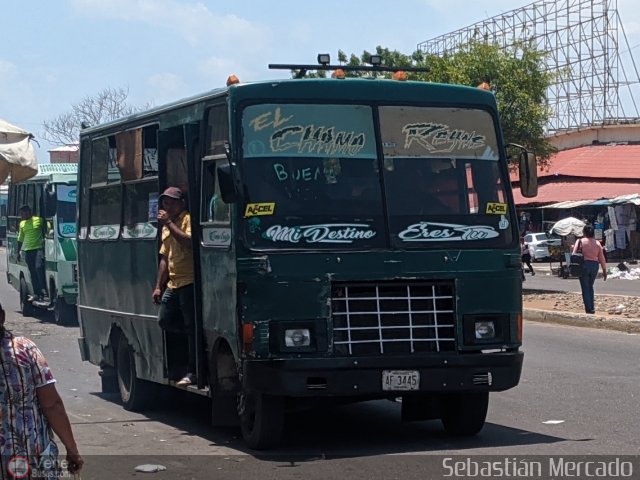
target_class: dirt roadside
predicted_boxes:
[524,291,640,319]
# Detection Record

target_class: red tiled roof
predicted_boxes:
[513,181,640,205]
[510,143,640,181]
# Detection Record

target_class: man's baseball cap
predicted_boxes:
[159,187,185,200]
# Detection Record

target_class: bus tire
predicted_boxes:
[100,367,119,394]
[54,297,78,325]
[239,392,284,450]
[441,391,489,436]
[210,346,240,427]
[19,278,35,317]
[116,336,154,412]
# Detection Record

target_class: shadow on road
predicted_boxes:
[93,389,568,458]
[11,308,78,328]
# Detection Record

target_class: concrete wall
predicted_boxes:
[549,124,640,150]
[49,149,78,163]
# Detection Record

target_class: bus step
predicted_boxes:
[31,299,53,309]
[168,380,210,397]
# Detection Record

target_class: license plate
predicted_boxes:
[382,370,420,391]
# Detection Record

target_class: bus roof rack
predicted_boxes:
[268,63,429,79]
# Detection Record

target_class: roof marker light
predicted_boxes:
[317,53,330,66]
[392,70,408,81]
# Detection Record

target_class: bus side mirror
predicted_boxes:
[518,151,538,198]
[217,164,237,203]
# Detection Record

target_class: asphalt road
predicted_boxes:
[1,253,639,479]
[524,261,640,296]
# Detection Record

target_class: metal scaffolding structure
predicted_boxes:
[417,0,640,134]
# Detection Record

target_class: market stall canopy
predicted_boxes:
[0,119,38,183]
[542,193,640,208]
[550,217,586,237]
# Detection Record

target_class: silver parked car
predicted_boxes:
[523,232,562,261]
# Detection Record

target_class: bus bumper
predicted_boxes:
[243,351,523,397]
[61,285,78,305]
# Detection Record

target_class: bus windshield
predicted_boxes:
[240,103,514,250]
[56,184,77,238]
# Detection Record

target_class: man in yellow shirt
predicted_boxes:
[151,187,195,386]
[17,206,47,301]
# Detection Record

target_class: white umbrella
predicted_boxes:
[0,118,38,183]
[549,216,586,237]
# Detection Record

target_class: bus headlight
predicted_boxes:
[269,320,327,353]
[463,314,508,346]
[474,321,495,340]
[284,329,311,347]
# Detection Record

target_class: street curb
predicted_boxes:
[524,308,640,334]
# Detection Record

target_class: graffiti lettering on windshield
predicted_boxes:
[402,123,485,153]
[271,126,366,156]
[249,107,294,131]
[247,107,369,157]
[263,223,377,244]
[273,163,323,182]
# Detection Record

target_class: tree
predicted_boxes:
[317,43,556,167]
[42,87,149,146]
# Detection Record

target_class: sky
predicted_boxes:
[2,0,640,161]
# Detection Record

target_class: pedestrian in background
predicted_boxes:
[16,205,47,301]
[0,303,83,477]
[573,225,608,314]
[520,236,535,280]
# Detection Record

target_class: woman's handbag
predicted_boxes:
[570,238,584,273]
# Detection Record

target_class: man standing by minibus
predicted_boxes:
[152,187,196,386]
[17,205,47,301]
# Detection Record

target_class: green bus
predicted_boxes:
[6,163,79,324]
[0,184,7,245]
[77,70,537,449]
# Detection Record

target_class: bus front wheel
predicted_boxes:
[116,336,154,412]
[210,346,240,427]
[441,391,489,436]
[239,391,284,450]
[19,278,35,317]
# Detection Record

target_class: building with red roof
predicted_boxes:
[512,124,640,207]
[511,126,640,257]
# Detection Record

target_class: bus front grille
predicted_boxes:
[331,282,456,356]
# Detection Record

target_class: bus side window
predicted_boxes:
[7,184,19,234]
[166,148,188,192]
[43,185,54,239]
[89,136,122,240]
[123,182,159,233]
[201,159,229,224]
[78,139,91,239]
[25,183,39,217]
[121,127,159,237]
[201,103,229,225]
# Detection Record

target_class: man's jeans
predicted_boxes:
[158,284,196,373]
[25,249,47,297]
[579,260,599,313]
